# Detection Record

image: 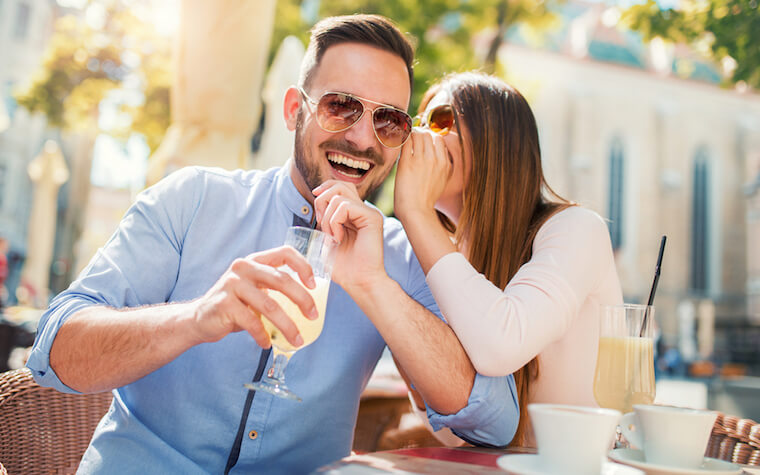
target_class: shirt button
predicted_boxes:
[248,430,258,440]
[301,206,309,215]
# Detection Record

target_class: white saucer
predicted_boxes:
[608,448,743,475]
[496,453,644,475]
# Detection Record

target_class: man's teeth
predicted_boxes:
[327,153,370,171]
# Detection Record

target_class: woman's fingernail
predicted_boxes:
[295,335,304,346]
[309,307,318,319]
[308,276,316,288]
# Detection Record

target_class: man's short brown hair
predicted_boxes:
[298,14,414,94]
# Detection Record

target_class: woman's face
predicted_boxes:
[421,91,472,223]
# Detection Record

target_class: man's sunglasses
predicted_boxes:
[414,104,456,136]
[298,88,413,148]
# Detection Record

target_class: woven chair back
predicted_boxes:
[706,412,760,466]
[0,368,112,474]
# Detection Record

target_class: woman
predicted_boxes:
[395,72,623,446]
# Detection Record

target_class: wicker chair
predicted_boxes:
[706,412,760,466]
[0,368,113,474]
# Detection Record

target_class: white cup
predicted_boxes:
[529,403,621,475]
[620,404,718,468]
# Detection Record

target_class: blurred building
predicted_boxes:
[0,0,57,304]
[747,158,760,320]
[0,0,94,307]
[499,3,760,364]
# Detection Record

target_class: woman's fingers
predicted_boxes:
[430,133,453,177]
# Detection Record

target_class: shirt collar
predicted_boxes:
[276,160,314,224]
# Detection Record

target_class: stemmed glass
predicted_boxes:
[593,304,656,446]
[245,226,337,401]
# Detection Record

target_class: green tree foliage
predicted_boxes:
[623,0,760,88]
[16,0,562,165]
[272,0,560,114]
[15,1,171,151]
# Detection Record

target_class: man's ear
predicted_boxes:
[283,86,301,132]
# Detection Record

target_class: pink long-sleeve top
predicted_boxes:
[426,206,623,411]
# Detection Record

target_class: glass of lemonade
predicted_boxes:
[593,304,656,415]
[245,226,337,401]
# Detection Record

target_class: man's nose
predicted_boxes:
[343,109,379,150]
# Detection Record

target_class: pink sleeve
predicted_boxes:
[425,207,613,376]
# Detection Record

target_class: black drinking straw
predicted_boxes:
[640,235,667,337]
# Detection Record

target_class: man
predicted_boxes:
[28,15,518,474]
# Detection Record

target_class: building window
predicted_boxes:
[14,2,31,40]
[690,147,710,293]
[607,137,624,250]
[0,162,6,208]
[3,81,17,122]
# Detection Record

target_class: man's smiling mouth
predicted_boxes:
[327,152,372,179]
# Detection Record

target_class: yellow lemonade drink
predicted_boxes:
[593,336,655,413]
[262,274,330,353]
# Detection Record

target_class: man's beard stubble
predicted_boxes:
[292,110,392,200]
[293,109,323,194]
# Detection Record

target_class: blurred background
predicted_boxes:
[0,0,759,422]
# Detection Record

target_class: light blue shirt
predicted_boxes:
[28,165,519,474]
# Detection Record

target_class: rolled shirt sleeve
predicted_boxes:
[425,372,519,447]
[27,167,200,393]
[26,296,98,393]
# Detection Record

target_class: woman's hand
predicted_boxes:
[394,128,452,222]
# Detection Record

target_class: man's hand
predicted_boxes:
[313,180,475,416]
[312,180,386,292]
[189,245,319,349]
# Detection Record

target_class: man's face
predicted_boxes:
[287,42,411,201]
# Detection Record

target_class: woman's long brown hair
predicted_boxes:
[419,72,573,446]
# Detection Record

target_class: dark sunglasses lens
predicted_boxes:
[429,105,454,134]
[317,93,364,131]
[373,108,413,147]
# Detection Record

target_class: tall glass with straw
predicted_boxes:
[593,236,666,445]
[593,303,656,413]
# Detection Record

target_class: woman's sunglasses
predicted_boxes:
[414,104,456,136]
[298,88,413,148]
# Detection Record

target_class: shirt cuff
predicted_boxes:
[425,372,519,447]
[26,295,96,394]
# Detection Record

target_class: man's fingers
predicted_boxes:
[226,299,273,349]
[251,246,316,289]
[235,285,305,348]
[313,180,360,224]
[312,180,360,199]
[324,197,380,242]
[320,195,349,243]
[234,255,318,322]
